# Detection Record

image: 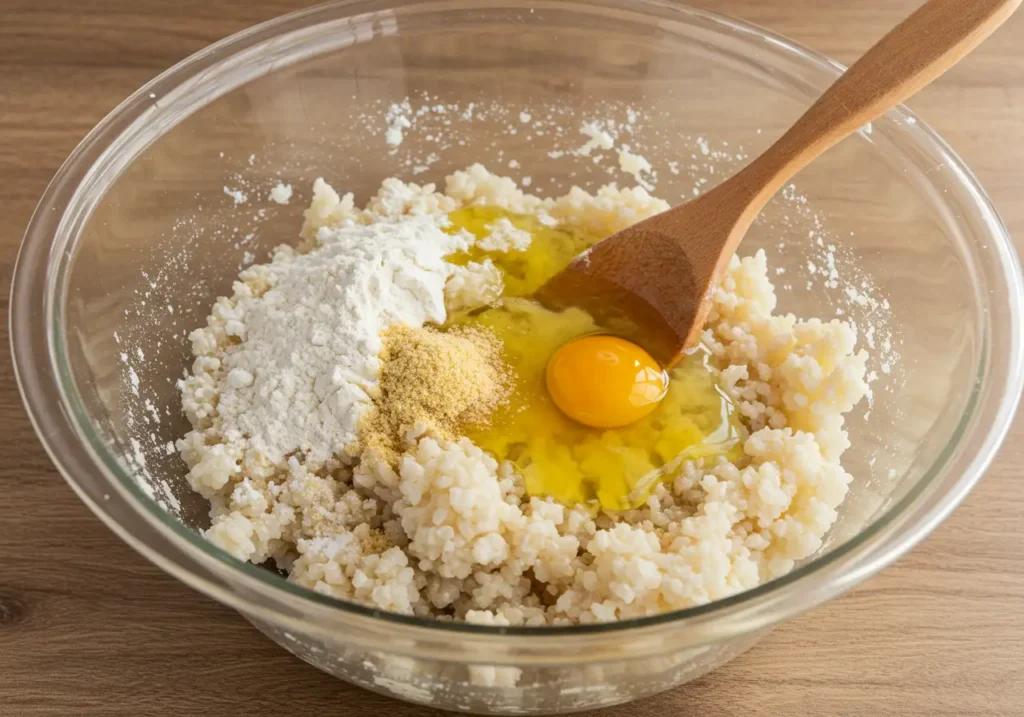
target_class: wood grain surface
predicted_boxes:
[2,1,1022,715]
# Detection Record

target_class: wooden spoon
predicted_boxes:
[540,0,1021,367]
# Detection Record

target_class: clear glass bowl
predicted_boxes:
[11,0,1024,713]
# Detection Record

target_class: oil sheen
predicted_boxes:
[445,207,741,511]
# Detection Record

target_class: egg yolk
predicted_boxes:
[546,336,668,429]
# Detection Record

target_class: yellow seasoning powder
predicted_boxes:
[360,323,509,464]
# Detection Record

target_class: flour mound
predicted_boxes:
[179,216,467,493]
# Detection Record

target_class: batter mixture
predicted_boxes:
[178,164,868,625]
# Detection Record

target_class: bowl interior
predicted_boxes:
[55,1,987,609]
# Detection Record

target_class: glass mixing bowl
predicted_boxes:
[11,0,1024,713]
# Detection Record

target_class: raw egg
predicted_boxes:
[545,335,668,429]
[445,208,742,511]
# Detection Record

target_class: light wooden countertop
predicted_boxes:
[2,1,1022,714]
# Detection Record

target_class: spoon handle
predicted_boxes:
[738,0,1021,206]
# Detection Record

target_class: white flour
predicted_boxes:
[223,186,248,205]
[577,121,615,156]
[617,148,655,190]
[180,214,466,477]
[269,183,293,204]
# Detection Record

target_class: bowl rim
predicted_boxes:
[11,0,1024,643]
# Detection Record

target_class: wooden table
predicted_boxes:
[2,1,1022,715]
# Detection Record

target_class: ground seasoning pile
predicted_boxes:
[360,323,509,463]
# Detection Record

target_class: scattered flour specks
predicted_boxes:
[269,183,293,204]
[223,186,248,205]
